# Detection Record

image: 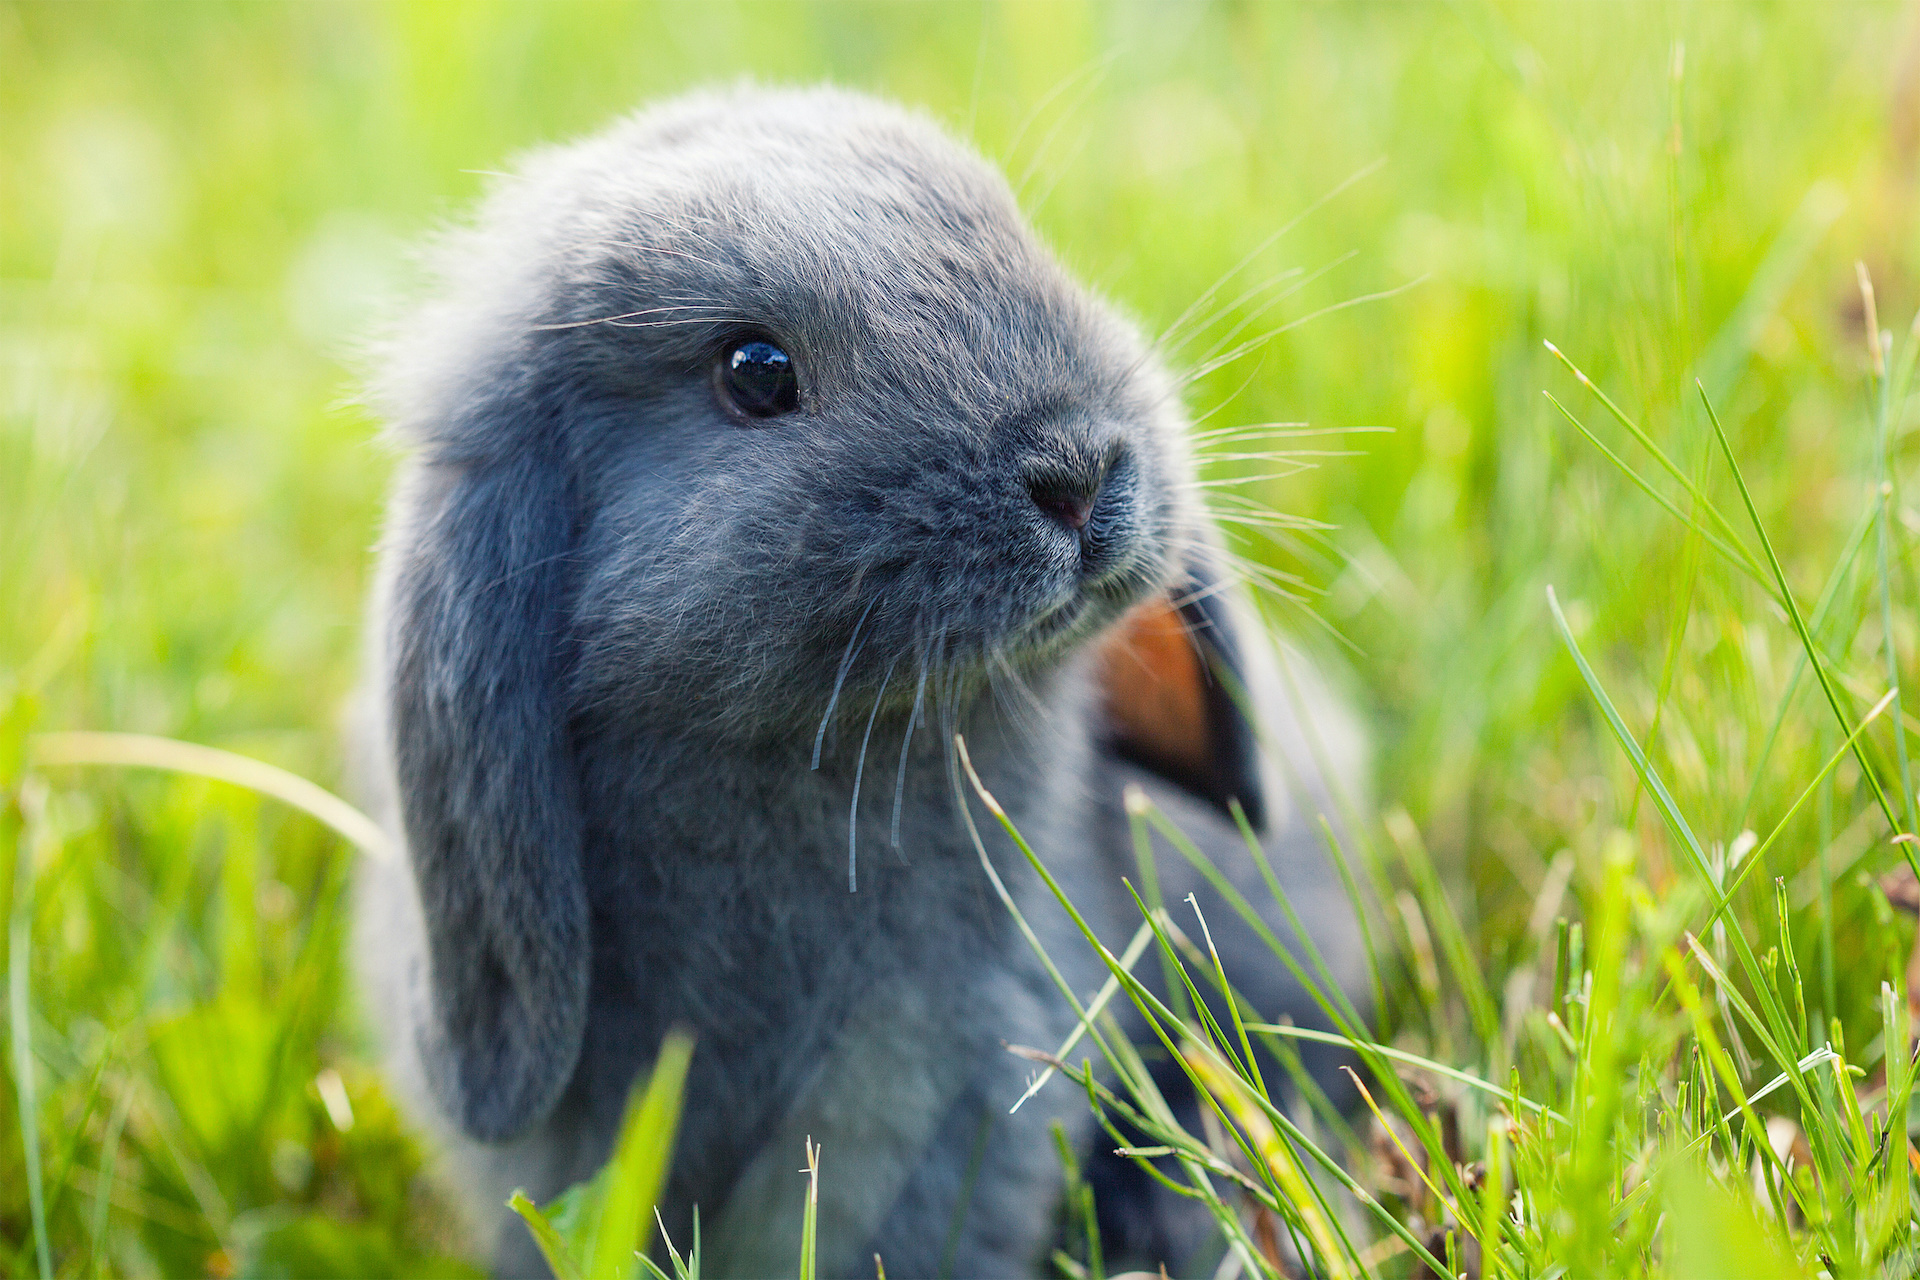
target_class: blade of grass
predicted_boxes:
[1734,503,1879,832]
[1311,814,1388,1035]
[959,755,1279,1266]
[1547,586,1833,1148]
[1696,382,1906,843]
[1654,955,1816,1236]
[1008,917,1156,1113]
[587,1029,694,1280]
[89,1079,135,1280]
[1262,643,1409,1012]
[1138,799,1475,1209]
[1121,899,1371,1277]
[508,1192,583,1280]
[798,1138,819,1280]
[1128,797,1194,1024]
[1116,892,1364,1153]
[955,736,1455,1279]
[1680,933,1858,1205]
[29,732,395,864]
[1049,1121,1102,1280]
[1342,1065,1462,1231]
[1627,421,1713,834]
[1565,842,1632,1270]
[943,744,1135,1082]
[1115,879,1301,1226]
[1226,802,1375,1043]
[1544,342,1754,558]
[1384,807,1502,1051]
[1241,1024,1566,1124]
[8,780,52,1280]
[1542,389,1772,592]
[1187,1048,1360,1278]
[1480,1116,1508,1280]
[1141,795,1478,1209]
[1187,892,1271,1102]
[1861,269,1918,838]
[1690,688,1896,944]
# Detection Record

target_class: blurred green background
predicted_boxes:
[5,1,1920,1275]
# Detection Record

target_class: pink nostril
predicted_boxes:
[1030,483,1094,531]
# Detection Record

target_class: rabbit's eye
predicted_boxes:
[715,337,800,419]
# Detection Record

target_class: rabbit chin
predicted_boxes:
[930,504,1188,677]
[815,571,1172,736]
[1005,584,1134,664]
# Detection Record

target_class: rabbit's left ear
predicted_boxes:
[1096,567,1266,830]
[384,443,591,1144]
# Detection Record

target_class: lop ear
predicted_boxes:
[1097,567,1266,830]
[385,451,589,1143]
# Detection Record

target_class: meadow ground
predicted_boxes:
[6,3,1920,1276]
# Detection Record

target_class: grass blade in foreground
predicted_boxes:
[28,731,396,864]
[953,735,1454,1279]
[798,1138,820,1280]
[509,1028,695,1280]
[506,1192,581,1280]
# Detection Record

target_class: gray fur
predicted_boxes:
[354,85,1369,1278]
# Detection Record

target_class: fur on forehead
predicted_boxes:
[372,85,1154,450]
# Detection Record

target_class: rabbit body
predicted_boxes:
[355,86,1367,1278]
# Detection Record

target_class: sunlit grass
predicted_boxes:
[6,2,1920,1276]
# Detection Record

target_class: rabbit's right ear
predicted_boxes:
[385,449,589,1143]
[1096,567,1266,830]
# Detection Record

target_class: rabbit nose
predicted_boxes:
[1026,444,1120,534]
[1025,444,1137,574]
[1028,475,1097,531]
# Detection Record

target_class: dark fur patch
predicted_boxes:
[1099,570,1267,830]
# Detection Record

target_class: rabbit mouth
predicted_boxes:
[1004,530,1172,660]
[1019,595,1089,646]
[1010,581,1137,657]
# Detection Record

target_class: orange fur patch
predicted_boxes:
[1097,595,1211,781]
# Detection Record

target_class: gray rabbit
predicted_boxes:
[353,85,1370,1278]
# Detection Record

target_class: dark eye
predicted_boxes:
[715,336,800,419]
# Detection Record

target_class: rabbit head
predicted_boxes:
[370,85,1264,1142]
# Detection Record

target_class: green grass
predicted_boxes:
[6,1,1920,1275]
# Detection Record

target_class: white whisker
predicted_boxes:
[596,240,733,272]
[1199,449,1367,463]
[1190,250,1356,367]
[1178,276,1427,390]
[1187,364,1268,429]
[847,655,898,893]
[1188,422,1313,443]
[813,596,881,770]
[891,653,931,851]
[1187,467,1320,489]
[530,303,744,332]
[1146,156,1385,359]
[985,647,1048,746]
